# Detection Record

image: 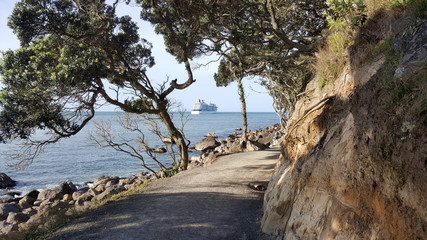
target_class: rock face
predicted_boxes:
[195,136,220,151]
[0,173,16,189]
[262,15,427,239]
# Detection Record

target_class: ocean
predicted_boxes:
[0,112,279,197]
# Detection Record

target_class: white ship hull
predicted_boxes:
[191,110,217,115]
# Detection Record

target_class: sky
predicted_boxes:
[0,0,274,112]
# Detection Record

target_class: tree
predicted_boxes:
[0,0,196,171]
[139,0,327,131]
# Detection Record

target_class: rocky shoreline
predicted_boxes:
[0,124,283,239]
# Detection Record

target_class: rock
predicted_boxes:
[23,213,49,230]
[18,197,33,209]
[204,132,218,138]
[0,204,21,221]
[51,200,69,212]
[0,220,18,235]
[37,182,76,202]
[0,173,16,189]
[256,131,273,146]
[62,194,73,201]
[25,190,39,200]
[72,191,84,201]
[118,178,134,186]
[22,208,37,218]
[92,185,125,202]
[6,212,29,225]
[75,189,99,205]
[163,137,175,144]
[245,141,267,152]
[151,147,167,153]
[195,136,220,152]
[37,189,61,202]
[18,191,39,208]
[77,186,90,192]
[58,182,77,195]
[93,176,119,190]
[94,184,106,193]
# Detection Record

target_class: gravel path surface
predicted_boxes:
[48,147,279,240]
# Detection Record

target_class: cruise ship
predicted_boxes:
[191,99,218,114]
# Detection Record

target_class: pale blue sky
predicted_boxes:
[0,1,274,112]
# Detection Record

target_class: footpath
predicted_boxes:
[48,147,280,240]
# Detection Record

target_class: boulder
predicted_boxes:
[0,204,21,221]
[75,189,99,205]
[118,178,134,186]
[256,131,273,146]
[18,197,33,209]
[151,147,167,153]
[58,182,77,195]
[92,185,125,202]
[204,132,218,138]
[246,141,267,152]
[62,194,73,201]
[37,182,76,202]
[0,173,16,189]
[93,176,119,189]
[72,191,84,201]
[195,136,220,152]
[37,189,61,202]
[6,212,29,225]
[0,220,18,235]
[25,190,39,200]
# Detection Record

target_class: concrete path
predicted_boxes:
[48,148,279,240]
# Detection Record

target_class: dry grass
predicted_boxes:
[314,0,420,87]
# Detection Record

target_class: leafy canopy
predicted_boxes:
[0,0,195,170]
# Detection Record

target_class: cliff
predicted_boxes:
[262,9,427,239]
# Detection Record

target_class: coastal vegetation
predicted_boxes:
[139,0,328,139]
[0,0,329,171]
[0,0,196,172]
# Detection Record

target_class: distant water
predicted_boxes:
[0,112,278,196]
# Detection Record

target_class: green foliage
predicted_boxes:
[326,0,367,26]
[139,0,328,115]
[0,0,194,170]
[318,77,328,89]
[389,0,410,8]
[407,0,427,17]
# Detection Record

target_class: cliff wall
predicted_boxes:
[262,11,427,239]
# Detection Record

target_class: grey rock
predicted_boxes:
[204,132,218,138]
[195,136,220,152]
[151,147,167,153]
[0,220,18,235]
[0,173,16,189]
[37,182,76,202]
[92,185,125,202]
[6,212,29,225]
[246,141,267,152]
[72,191,84,201]
[0,204,21,221]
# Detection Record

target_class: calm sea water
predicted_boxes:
[0,112,278,196]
